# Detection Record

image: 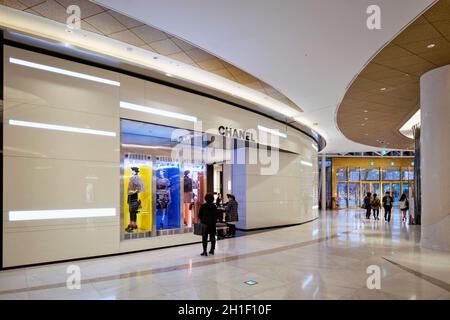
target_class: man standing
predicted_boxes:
[382,191,393,222]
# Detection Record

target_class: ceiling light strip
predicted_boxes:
[9,119,117,137]
[9,208,116,221]
[9,57,120,86]
[120,101,197,122]
[257,125,287,138]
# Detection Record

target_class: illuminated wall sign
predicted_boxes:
[218,126,256,142]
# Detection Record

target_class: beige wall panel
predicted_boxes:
[4,46,120,117]
[3,156,120,214]
[3,225,119,268]
[4,103,119,162]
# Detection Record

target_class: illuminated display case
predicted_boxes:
[155,159,181,231]
[123,153,152,236]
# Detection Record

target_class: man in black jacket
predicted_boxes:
[382,191,394,222]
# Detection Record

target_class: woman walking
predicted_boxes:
[399,193,409,222]
[198,193,218,256]
[371,193,381,220]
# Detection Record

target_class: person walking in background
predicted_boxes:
[399,193,409,222]
[198,193,218,256]
[363,192,372,219]
[371,193,381,220]
[382,191,394,222]
[225,193,239,237]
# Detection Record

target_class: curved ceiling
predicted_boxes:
[94,0,435,153]
[337,0,450,150]
[1,0,300,113]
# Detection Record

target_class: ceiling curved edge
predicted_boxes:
[94,0,436,153]
[337,0,449,150]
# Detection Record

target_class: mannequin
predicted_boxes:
[126,167,144,232]
[183,170,193,226]
[156,169,171,229]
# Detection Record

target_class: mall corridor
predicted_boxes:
[0,210,448,300]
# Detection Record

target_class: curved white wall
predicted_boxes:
[3,45,318,267]
[420,64,450,251]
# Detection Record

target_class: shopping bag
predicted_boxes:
[193,223,206,236]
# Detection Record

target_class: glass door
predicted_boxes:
[382,183,391,196]
[392,183,401,206]
[348,183,360,208]
[402,183,409,198]
[372,183,380,197]
[336,183,348,208]
[362,183,371,204]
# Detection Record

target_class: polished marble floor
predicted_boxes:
[0,209,449,300]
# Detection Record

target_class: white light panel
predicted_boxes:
[9,208,116,221]
[9,119,117,137]
[9,57,120,86]
[120,101,197,123]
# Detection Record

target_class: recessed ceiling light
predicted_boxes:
[364,117,368,120]
[361,123,365,126]
[364,110,368,113]
[165,73,173,77]
[380,87,386,91]
[365,133,369,136]
[427,43,435,49]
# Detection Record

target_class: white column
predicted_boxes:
[321,153,327,210]
[420,64,450,251]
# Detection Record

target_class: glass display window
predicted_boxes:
[382,167,401,180]
[348,168,360,181]
[402,168,414,180]
[182,163,206,227]
[155,159,181,231]
[361,168,380,180]
[123,153,152,235]
[336,167,347,181]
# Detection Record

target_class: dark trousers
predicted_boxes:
[365,207,371,219]
[226,223,236,236]
[372,208,379,219]
[202,226,216,253]
[384,206,392,221]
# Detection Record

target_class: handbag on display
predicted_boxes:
[193,222,206,236]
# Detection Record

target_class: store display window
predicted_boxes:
[123,153,152,235]
[348,168,360,181]
[382,168,401,180]
[120,119,207,240]
[361,168,380,180]
[182,163,206,227]
[402,168,414,180]
[336,168,347,181]
[155,160,181,230]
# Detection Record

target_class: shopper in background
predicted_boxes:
[215,193,223,207]
[371,193,381,220]
[363,192,372,219]
[225,193,239,237]
[399,193,409,222]
[382,191,394,222]
[198,193,218,256]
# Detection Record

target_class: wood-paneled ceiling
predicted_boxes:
[1,0,301,111]
[337,0,450,150]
